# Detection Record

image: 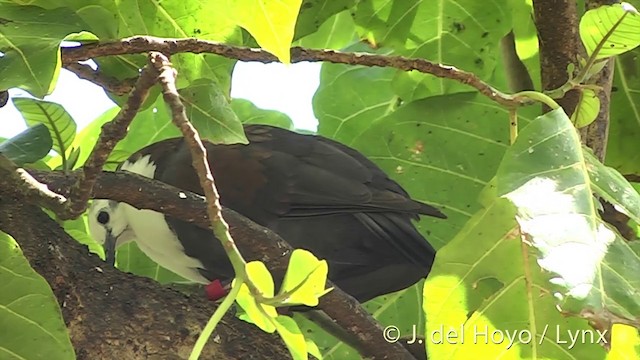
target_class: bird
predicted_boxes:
[88,124,446,304]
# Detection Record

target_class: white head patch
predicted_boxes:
[88,199,135,248]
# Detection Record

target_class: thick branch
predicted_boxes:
[0,194,290,360]
[0,155,68,214]
[61,36,528,109]
[30,170,415,360]
[533,0,582,113]
[580,0,618,159]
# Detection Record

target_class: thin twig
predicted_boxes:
[62,59,158,220]
[147,52,249,279]
[147,51,255,359]
[61,36,528,108]
[65,62,136,96]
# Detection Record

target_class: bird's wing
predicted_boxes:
[239,125,446,219]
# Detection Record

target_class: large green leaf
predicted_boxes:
[314,43,399,143]
[606,47,640,174]
[179,79,247,144]
[347,94,538,248]
[232,98,294,130]
[0,233,75,360]
[497,109,640,332]
[0,124,52,166]
[82,0,243,97]
[0,4,87,98]
[71,95,182,168]
[294,0,358,41]
[313,89,535,358]
[353,0,511,100]
[12,98,76,162]
[294,9,357,50]
[423,196,607,359]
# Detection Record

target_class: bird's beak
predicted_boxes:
[104,229,117,267]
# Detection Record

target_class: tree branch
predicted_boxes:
[64,62,136,96]
[29,169,415,359]
[61,36,529,109]
[0,193,290,360]
[63,58,158,220]
[533,0,582,113]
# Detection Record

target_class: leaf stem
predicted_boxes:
[189,278,244,360]
[509,109,518,145]
[513,91,561,110]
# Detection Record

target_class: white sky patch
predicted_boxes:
[0,62,321,138]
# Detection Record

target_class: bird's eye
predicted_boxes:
[97,211,110,225]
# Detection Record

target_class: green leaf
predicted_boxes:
[179,79,248,144]
[579,3,640,60]
[236,262,278,332]
[275,316,307,360]
[571,88,600,128]
[497,108,640,329]
[62,214,105,259]
[0,4,87,98]
[115,242,188,284]
[231,98,294,130]
[294,0,357,41]
[13,98,77,165]
[0,232,75,360]
[295,10,357,50]
[583,148,640,224]
[278,249,329,307]
[0,124,52,166]
[609,324,640,358]
[70,95,183,169]
[71,0,242,97]
[353,0,511,100]
[228,0,304,63]
[306,338,323,360]
[606,47,640,174]
[423,197,607,359]
[314,43,400,142]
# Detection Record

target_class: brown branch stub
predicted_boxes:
[63,55,159,220]
[0,154,68,214]
[30,169,416,360]
[623,174,640,183]
[64,62,136,96]
[61,36,527,108]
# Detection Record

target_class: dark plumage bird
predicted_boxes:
[89,124,445,303]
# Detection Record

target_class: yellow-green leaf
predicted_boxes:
[227,0,303,63]
[235,262,278,332]
[278,249,330,307]
[275,316,307,360]
[580,3,640,60]
[571,88,600,128]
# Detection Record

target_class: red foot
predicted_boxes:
[205,279,229,301]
